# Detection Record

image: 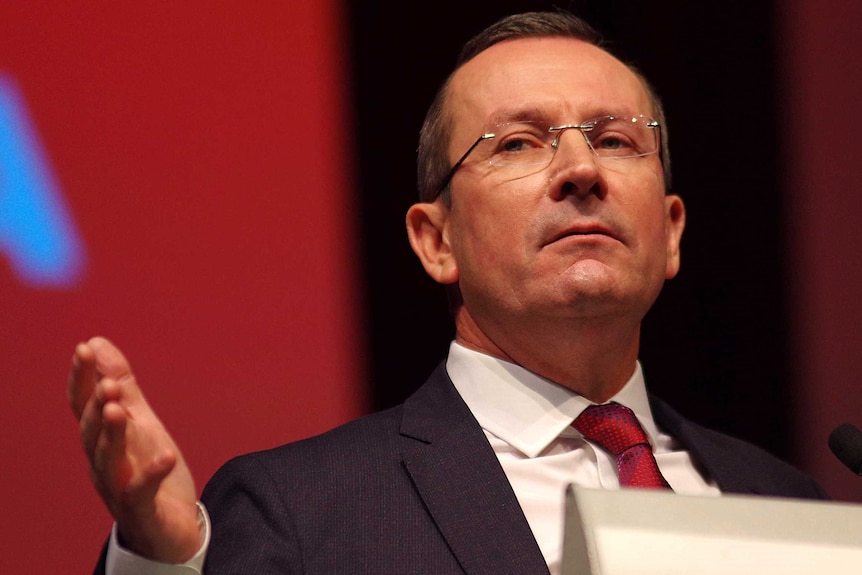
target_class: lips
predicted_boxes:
[545,222,620,246]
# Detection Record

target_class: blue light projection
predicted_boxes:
[0,74,86,288]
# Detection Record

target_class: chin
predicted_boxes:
[558,261,619,294]
[535,273,635,318]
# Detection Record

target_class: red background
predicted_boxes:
[0,2,364,572]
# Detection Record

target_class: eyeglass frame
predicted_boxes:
[431,116,662,200]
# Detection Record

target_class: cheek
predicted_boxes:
[645,217,670,259]
[450,201,532,275]
[624,197,670,261]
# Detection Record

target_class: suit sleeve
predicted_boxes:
[200,455,304,574]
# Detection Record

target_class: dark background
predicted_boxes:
[348,2,792,461]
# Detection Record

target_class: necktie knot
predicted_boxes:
[573,402,649,456]
[573,402,671,489]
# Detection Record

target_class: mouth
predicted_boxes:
[545,224,619,246]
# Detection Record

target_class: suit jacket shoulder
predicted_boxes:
[649,395,828,499]
[200,362,549,575]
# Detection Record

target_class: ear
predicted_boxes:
[405,201,459,284]
[664,194,686,279]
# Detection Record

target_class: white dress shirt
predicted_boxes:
[446,342,720,575]
[107,341,718,574]
[106,503,209,574]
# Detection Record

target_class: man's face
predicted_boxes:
[437,36,684,334]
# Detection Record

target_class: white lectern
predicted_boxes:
[562,485,862,574]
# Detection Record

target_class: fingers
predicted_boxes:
[69,337,147,439]
[68,342,97,419]
[88,377,178,507]
[67,336,200,561]
[88,336,135,383]
[91,393,130,487]
[99,392,175,485]
[69,336,159,488]
[68,336,135,419]
[79,377,124,461]
[96,397,176,496]
[70,337,136,460]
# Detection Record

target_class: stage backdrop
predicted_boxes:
[782,0,862,503]
[0,2,364,573]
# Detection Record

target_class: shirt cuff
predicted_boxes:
[105,501,211,575]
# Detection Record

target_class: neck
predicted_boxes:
[454,306,641,403]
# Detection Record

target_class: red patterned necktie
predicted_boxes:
[572,402,671,489]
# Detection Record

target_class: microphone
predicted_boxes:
[828,423,862,475]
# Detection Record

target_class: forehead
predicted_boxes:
[447,37,652,138]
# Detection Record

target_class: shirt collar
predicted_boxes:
[445,341,661,458]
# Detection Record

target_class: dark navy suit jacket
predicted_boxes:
[96,362,827,574]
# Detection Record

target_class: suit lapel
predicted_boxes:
[650,395,765,495]
[400,364,550,575]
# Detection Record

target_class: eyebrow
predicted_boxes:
[485,107,551,127]
[485,106,636,127]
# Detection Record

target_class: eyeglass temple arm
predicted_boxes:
[434,133,495,198]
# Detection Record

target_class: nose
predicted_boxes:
[548,128,604,201]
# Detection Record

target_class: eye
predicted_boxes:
[499,135,540,153]
[488,123,552,165]
[589,131,639,155]
[502,139,524,153]
[593,133,631,150]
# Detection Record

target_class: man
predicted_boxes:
[69,11,827,575]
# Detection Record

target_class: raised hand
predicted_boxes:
[68,337,201,562]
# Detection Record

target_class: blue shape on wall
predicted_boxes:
[0,74,86,288]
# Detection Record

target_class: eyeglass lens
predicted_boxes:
[484,116,658,169]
